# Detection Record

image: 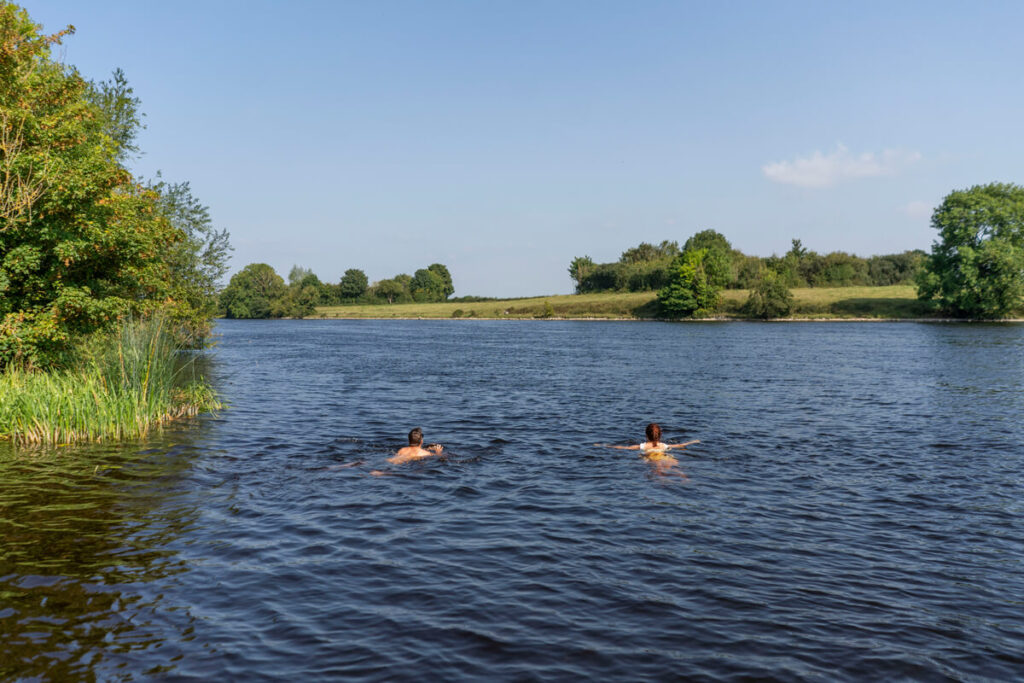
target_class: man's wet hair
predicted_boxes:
[408,428,423,446]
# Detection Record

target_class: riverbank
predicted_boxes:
[314,286,983,320]
[0,319,220,445]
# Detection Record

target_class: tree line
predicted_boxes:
[570,237,925,294]
[219,262,455,319]
[571,182,1024,319]
[0,4,230,368]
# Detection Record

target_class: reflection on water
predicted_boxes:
[1,435,206,679]
[2,320,1023,680]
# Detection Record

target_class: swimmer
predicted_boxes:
[596,423,697,480]
[595,422,699,455]
[388,427,444,465]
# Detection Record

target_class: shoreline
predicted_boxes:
[300,287,1022,323]
[305,315,1024,323]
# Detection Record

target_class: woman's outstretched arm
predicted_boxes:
[594,443,641,450]
[667,440,700,450]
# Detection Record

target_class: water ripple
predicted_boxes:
[2,320,1023,680]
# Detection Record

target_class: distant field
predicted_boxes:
[315,291,657,319]
[725,285,936,319]
[314,285,948,320]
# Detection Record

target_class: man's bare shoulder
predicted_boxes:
[389,445,441,464]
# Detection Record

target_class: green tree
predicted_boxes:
[297,271,324,292]
[86,68,142,163]
[816,251,868,287]
[682,230,734,288]
[577,262,625,292]
[284,265,331,306]
[288,265,314,286]
[767,238,811,287]
[867,250,925,286]
[742,269,794,319]
[411,268,445,302]
[374,278,404,304]
[393,273,412,294]
[151,177,231,345]
[619,240,679,264]
[657,248,720,317]
[917,183,1024,318]
[427,263,454,299]
[339,268,368,299]
[272,283,318,318]
[568,255,594,292]
[0,6,185,367]
[734,255,765,289]
[219,263,287,319]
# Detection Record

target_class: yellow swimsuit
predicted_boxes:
[640,443,676,463]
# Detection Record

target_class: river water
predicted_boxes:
[2,320,1023,681]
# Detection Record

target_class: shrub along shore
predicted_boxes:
[312,286,995,320]
[0,319,220,446]
[1,6,228,446]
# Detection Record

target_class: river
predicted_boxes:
[2,320,1023,680]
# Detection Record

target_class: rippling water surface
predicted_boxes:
[2,320,1023,680]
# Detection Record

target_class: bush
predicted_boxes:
[743,270,794,319]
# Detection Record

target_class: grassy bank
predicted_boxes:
[314,285,945,320]
[0,319,220,445]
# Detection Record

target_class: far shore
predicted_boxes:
[308,286,1023,322]
[310,315,1024,323]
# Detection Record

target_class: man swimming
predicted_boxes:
[388,427,444,464]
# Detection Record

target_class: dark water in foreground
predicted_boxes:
[2,320,1024,681]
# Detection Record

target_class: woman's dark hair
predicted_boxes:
[645,423,661,445]
[408,428,423,446]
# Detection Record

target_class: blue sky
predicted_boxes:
[22,1,1024,296]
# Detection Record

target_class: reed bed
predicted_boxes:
[0,318,220,445]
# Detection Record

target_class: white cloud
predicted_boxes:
[901,200,933,220]
[762,144,921,188]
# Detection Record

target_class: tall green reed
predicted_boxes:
[0,317,219,445]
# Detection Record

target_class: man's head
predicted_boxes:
[408,427,424,446]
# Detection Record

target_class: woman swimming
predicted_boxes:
[596,423,699,455]
[596,423,699,477]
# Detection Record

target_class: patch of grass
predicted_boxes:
[318,291,659,319]
[315,285,950,320]
[0,318,220,445]
[785,286,933,318]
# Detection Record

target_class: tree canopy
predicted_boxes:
[570,234,925,295]
[217,260,457,313]
[411,268,445,302]
[153,177,231,345]
[427,263,454,299]
[568,255,594,292]
[338,268,368,300]
[0,4,229,367]
[917,183,1024,318]
[219,264,287,319]
[682,230,733,288]
[657,249,720,317]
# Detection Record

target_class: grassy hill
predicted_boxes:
[314,285,945,320]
